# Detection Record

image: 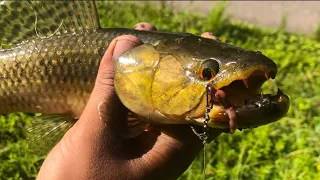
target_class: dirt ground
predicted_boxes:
[162,1,320,35]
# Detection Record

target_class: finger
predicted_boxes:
[80,35,143,135]
[128,124,221,179]
[201,32,221,42]
[133,22,157,31]
[40,36,143,178]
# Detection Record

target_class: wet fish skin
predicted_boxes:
[0,28,208,117]
[0,30,104,117]
[0,1,290,155]
[0,27,289,131]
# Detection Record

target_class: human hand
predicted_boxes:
[37,22,223,180]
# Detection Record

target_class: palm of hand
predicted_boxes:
[37,23,222,180]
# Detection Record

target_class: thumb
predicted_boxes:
[80,35,143,136]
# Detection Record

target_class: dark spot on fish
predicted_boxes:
[63,57,68,63]
[26,15,34,25]
[7,13,15,21]
[39,60,45,66]
[48,7,55,15]
[49,25,57,31]
[61,76,68,83]
[13,24,21,31]
[42,27,50,34]
[244,99,248,106]
[61,1,69,7]
[98,48,106,57]
[175,37,184,44]
[140,23,145,28]
[59,12,67,19]
[0,22,7,29]
[39,74,45,81]
[9,1,21,8]
[26,31,34,37]
[56,3,65,9]
[6,36,13,43]
[15,62,21,68]
[54,17,60,23]
[83,75,88,82]
[20,7,29,16]
[0,3,8,10]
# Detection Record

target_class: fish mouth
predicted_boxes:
[191,69,290,132]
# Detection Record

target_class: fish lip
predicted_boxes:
[190,91,290,129]
[232,91,290,127]
[234,91,290,113]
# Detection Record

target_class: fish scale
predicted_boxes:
[0,30,111,116]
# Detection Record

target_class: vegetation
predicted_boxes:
[1,1,320,179]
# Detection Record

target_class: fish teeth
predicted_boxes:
[265,73,270,80]
[243,79,249,88]
[277,88,284,95]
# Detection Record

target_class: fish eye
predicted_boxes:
[199,59,219,81]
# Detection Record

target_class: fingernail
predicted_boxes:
[133,22,157,31]
[113,40,137,60]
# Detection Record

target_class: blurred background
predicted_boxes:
[0,1,320,180]
[158,1,320,35]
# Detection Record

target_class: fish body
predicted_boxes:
[0,1,289,153]
[0,28,163,117]
[0,28,224,117]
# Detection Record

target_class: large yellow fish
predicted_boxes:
[0,1,289,154]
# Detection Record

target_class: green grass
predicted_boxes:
[1,1,320,179]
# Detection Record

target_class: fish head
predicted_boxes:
[115,34,290,130]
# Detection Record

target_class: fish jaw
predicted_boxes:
[212,50,278,90]
[189,89,290,129]
[186,67,290,130]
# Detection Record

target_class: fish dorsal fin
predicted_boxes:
[0,0,100,47]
